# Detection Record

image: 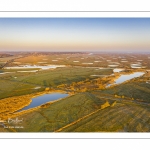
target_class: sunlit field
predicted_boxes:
[0,52,150,132]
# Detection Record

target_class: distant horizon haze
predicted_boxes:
[0,18,150,52]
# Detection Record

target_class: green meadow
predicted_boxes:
[0,67,112,99]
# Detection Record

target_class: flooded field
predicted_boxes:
[4,64,66,70]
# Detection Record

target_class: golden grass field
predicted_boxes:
[0,52,150,132]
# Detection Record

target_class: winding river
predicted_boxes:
[107,72,145,87]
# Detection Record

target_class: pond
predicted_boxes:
[113,68,124,73]
[107,72,145,87]
[108,64,119,67]
[18,93,68,112]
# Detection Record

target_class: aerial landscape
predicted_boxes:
[0,18,150,132]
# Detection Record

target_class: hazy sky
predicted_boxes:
[0,18,150,52]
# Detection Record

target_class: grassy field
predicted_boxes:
[99,81,150,103]
[61,101,150,132]
[1,53,150,132]
[0,94,32,120]
[1,92,105,132]
[14,67,112,86]
[0,67,112,100]
[0,77,44,99]
[1,92,150,132]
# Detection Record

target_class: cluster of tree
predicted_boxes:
[114,94,124,98]
[114,94,134,100]
[56,76,112,93]
[101,101,110,109]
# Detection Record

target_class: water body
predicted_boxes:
[5,65,66,70]
[107,72,145,87]
[113,68,124,73]
[0,72,14,75]
[130,63,142,68]
[17,70,38,73]
[18,93,68,112]
[108,65,119,67]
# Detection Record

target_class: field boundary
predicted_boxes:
[55,105,109,132]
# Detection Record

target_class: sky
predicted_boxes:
[0,18,150,52]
